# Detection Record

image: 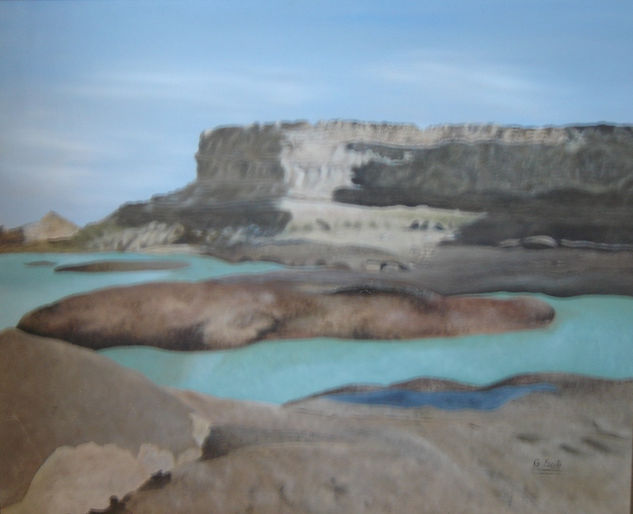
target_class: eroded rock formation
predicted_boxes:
[17,277,554,351]
[76,121,633,274]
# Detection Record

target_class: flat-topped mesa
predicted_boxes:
[199,121,633,247]
[159,121,633,208]
[196,124,286,185]
[81,121,633,254]
[334,124,633,202]
[188,121,633,215]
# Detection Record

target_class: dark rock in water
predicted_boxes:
[54,260,189,273]
[25,260,57,267]
[17,276,554,351]
[409,220,420,230]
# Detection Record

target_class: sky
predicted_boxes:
[1,0,632,227]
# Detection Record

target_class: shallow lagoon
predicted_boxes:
[2,253,632,404]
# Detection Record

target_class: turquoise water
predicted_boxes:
[0,252,282,328]
[1,253,632,404]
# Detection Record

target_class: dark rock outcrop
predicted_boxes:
[334,125,633,245]
[338,126,633,202]
[106,123,293,243]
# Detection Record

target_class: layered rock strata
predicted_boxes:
[82,122,633,261]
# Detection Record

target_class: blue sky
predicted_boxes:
[1,0,632,227]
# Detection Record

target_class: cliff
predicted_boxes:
[83,121,633,265]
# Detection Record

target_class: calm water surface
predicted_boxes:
[2,252,632,403]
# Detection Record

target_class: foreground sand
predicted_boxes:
[2,329,630,513]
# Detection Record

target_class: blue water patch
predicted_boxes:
[0,252,282,328]
[2,253,633,404]
[326,383,557,410]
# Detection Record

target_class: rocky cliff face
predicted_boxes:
[86,121,633,259]
[338,124,633,199]
[333,124,633,246]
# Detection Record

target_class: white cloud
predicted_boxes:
[367,50,555,119]
[66,66,325,108]
[5,128,113,159]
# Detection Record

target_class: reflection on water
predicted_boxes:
[2,253,632,404]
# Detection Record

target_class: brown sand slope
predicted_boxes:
[0,329,201,509]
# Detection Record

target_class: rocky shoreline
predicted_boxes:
[2,329,631,513]
[205,244,633,297]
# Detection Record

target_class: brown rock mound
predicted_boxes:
[17,277,554,351]
[22,211,79,243]
[54,260,188,272]
[0,329,201,508]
